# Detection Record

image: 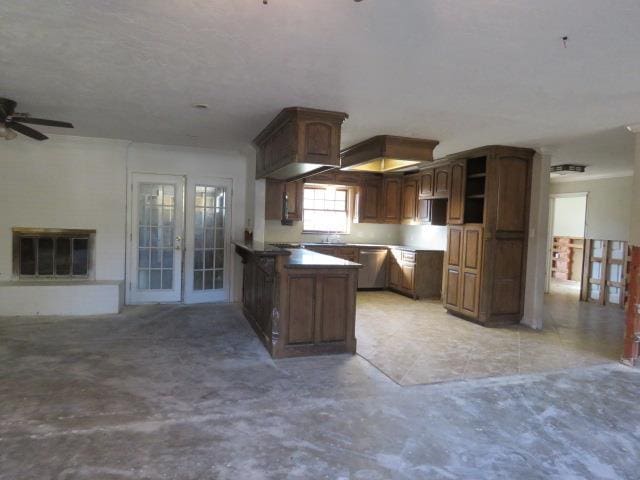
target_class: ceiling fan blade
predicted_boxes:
[11,117,73,128]
[9,121,48,141]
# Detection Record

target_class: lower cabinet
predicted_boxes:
[444,225,483,319]
[388,249,443,299]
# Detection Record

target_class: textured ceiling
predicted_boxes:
[1,0,639,174]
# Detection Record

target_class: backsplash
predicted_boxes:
[265,221,402,244]
[400,224,447,250]
[265,220,447,250]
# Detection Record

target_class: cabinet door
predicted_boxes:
[301,121,340,166]
[401,262,416,293]
[460,225,483,317]
[388,255,401,288]
[434,167,450,198]
[447,161,466,224]
[265,180,303,221]
[419,169,434,198]
[285,181,303,221]
[265,180,285,220]
[401,177,418,224]
[444,226,464,310]
[417,198,432,224]
[359,177,383,223]
[382,176,402,224]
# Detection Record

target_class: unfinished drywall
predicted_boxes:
[552,195,587,238]
[550,176,633,241]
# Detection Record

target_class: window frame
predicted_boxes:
[12,228,95,281]
[302,184,352,234]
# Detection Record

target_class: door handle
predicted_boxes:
[175,235,183,250]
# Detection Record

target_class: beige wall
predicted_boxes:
[552,195,587,238]
[550,176,633,241]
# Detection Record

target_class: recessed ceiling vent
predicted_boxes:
[340,135,439,173]
[550,164,587,175]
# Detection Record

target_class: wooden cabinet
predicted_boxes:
[253,107,348,181]
[434,167,450,198]
[400,175,419,224]
[447,161,466,224]
[236,245,358,358]
[358,175,383,223]
[419,169,434,198]
[417,198,447,225]
[382,176,402,223]
[443,146,534,325]
[265,180,303,222]
[419,166,449,199]
[444,225,482,315]
[388,251,402,289]
[388,248,444,299]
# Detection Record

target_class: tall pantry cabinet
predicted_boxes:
[443,146,534,325]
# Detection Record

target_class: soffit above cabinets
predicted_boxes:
[340,135,439,173]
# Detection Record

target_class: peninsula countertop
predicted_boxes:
[233,240,361,269]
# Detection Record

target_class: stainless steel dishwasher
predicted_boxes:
[358,249,388,289]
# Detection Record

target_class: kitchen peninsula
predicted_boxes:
[234,241,361,358]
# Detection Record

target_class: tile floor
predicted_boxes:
[355,280,625,385]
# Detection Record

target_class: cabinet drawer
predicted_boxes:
[401,250,416,263]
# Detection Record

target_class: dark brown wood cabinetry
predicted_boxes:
[434,167,450,198]
[253,107,348,181]
[265,179,303,222]
[358,175,383,223]
[388,248,444,299]
[382,176,402,223]
[447,160,466,224]
[400,175,419,224]
[236,243,359,358]
[442,146,534,325]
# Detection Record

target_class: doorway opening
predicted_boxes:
[547,193,588,301]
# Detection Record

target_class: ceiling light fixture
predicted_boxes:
[550,164,586,175]
[0,124,18,140]
[192,104,209,110]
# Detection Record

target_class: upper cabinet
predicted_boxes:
[447,160,466,225]
[382,176,402,223]
[401,174,419,224]
[358,175,383,223]
[265,180,303,222]
[253,107,348,181]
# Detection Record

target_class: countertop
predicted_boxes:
[233,240,292,256]
[233,240,361,268]
[283,248,361,269]
[287,242,445,253]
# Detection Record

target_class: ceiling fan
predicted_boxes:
[0,97,74,141]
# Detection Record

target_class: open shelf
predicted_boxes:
[464,156,487,224]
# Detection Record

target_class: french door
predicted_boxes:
[184,177,232,304]
[127,173,232,305]
[128,173,185,304]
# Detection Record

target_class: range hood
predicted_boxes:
[340,135,439,173]
[252,107,348,181]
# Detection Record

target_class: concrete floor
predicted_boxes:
[356,283,625,385]
[1,300,639,479]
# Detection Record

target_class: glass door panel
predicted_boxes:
[128,174,184,304]
[185,179,231,303]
